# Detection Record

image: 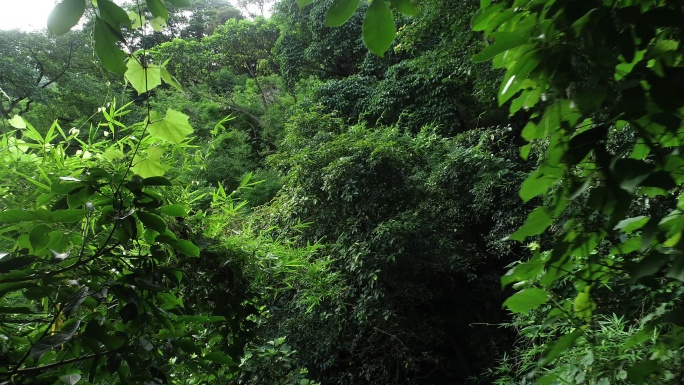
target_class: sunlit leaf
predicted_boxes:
[161,67,184,92]
[148,109,194,144]
[503,288,549,313]
[132,146,170,178]
[9,115,26,129]
[125,60,162,95]
[173,239,200,257]
[507,207,552,241]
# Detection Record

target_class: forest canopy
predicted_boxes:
[0,0,683,384]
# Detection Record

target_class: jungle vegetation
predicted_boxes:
[0,0,683,384]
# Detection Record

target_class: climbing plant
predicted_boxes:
[470,0,684,383]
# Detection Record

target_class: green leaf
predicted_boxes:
[203,352,236,366]
[94,17,127,74]
[48,0,85,35]
[161,67,184,92]
[29,224,52,251]
[173,239,200,257]
[507,207,552,241]
[614,216,649,233]
[132,146,170,178]
[0,255,38,274]
[626,360,660,385]
[159,205,187,216]
[540,330,582,366]
[573,288,595,321]
[611,159,655,192]
[390,0,418,16]
[50,209,87,223]
[128,10,144,29]
[102,149,125,161]
[501,258,544,287]
[136,211,167,233]
[472,32,528,63]
[125,60,162,95]
[363,0,396,57]
[99,0,132,31]
[503,288,549,313]
[9,115,26,129]
[176,338,202,355]
[150,16,168,31]
[148,109,194,144]
[325,0,361,27]
[0,210,38,223]
[146,0,169,20]
[143,176,172,186]
[296,0,314,7]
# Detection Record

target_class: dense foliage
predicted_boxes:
[0,0,683,384]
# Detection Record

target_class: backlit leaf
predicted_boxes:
[146,0,169,20]
[125,60,162,95]
[363,0,396,57]
[507,207,552,241]
[503,288,549,313]
[48,0,85,35]
[132,146,170,178]
[99,0,132,31]
[173,239,200,257]
[325,0,361,27]
[473,32,528,63]
[9,115,26,129]
[94,17,127,74]
[148,109,194,144]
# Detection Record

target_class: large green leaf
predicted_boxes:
[297,0,315,7]
[173,239,200,257]
[390,0,418,16]
[507,207,552,241]
[503,288,549,313]
[472,32,528,63]
[132,146,170,178]
[136,211,167,233]
[29,224,52,251]
[0,210,38,223]
[539,330,582,366]
[99,0,132,31]
[148,109,194,144]
[325,0,361,27]
[146,0,169,20]
[48,0,85,35]
[363,0,396,57]
[161,67,184,92]
[94,17,127,74]
[125,60,162,95]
